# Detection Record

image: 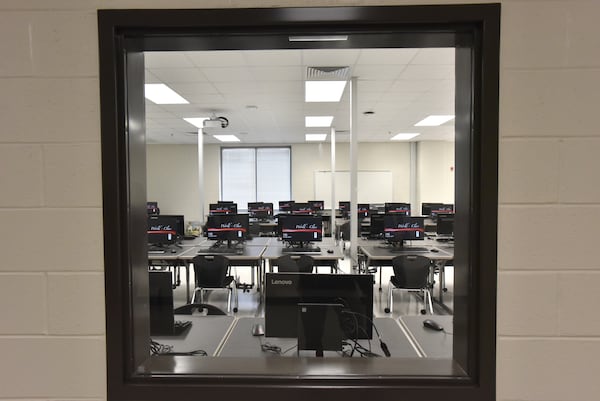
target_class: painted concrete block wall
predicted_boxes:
[1,1,599,401]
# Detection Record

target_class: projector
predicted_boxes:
[203,116,229,129]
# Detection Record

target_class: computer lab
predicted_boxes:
[143,47,457,361]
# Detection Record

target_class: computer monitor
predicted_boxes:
[146,201,160,215]
[297,303,344,355]
[280,215,322,244]
[308,200,324,212]
[205,214,249,244]
[147,215,181,245]
[149,271,190,336]
[338,201,350,216]
[369,214,385,238]
[431,204,454,218]
[278,200,295,213]
[384,202,411,216]
[383,215,425,245]
[265,273,374,340]
[357,203,370,218]
[291,202,313,215]
[436,213,454,236]
[248,202,273,219]
[421,202,444,216]
[209,202,238,215]
[218,200,234,203]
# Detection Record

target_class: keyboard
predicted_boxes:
[390,246,429,253]
[198,247,243,255]
[282,246,321,253]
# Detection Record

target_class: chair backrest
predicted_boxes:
[192,254,230,287]
[275,254,314,273]
[173,303,227,315]
[391,255,431,289]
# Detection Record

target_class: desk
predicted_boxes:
[152,315,235,356]
[357,238,453,303]
[262,238,344,272]
[217,317,420,358]
[399,315,453,358]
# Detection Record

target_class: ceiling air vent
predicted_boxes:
[306,66,350,81]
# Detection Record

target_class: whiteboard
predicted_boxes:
[314,170,393,208]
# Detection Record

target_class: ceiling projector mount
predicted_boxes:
[203,114,229,129]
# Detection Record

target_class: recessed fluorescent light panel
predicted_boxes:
[415,115,455,126]
[391,133,420,141]
[144,84,189,104]
[289,35,348,42]
[213,135,240,142]
[305,134,327,142]
[305,116,334,127]
[305,81,347,102]
[183,117,209,128]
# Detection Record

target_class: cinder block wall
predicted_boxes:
[1,1,599,400]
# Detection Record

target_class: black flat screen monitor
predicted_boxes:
[357,203,370,218]
[209,203,238,215]
[148,271,192,336]
[431,204,454,217]
[384,202,411,216]
[308,200,324,212]
[383,215,425,243]
[291,202,313,215]
[147,215,182,244]
[265,273,373,339]
[436,213,455,235]
[281,215,322,243]
[421,202,444,216]
[248,202,273,219]
[338,201,350,216]
[278,200,295,212]
[206,214,249,241]
[297,303,343,354]
[146,201,159,215]
[369,214,385,238]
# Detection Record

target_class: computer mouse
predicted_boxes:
[423,319,443,331]
[251,323,265,336]
[170,249,177,253]
[430,248,439,253]
[327,249,334,254]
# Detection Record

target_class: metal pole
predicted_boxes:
[330,127,336,240]
[349,77,358,267]
[197,128,204,223]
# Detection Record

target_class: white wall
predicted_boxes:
[417,141,455,205]
[1,1,599,401]
[147,143,221,222]
[148,141,438,216]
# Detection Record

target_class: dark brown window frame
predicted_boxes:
[98,4,499,401]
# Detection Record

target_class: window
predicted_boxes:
[221,147,290,207]
[99,5,499,401]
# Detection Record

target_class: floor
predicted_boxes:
[170,253,454,319]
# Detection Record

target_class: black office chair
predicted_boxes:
[173,303,227,315]
[191,255,238,313]
[273,254,315,273]
[384,255,433,315]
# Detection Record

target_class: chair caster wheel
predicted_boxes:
[384,308,390,313]
[420,309,427,315]
[233,307,238,313]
